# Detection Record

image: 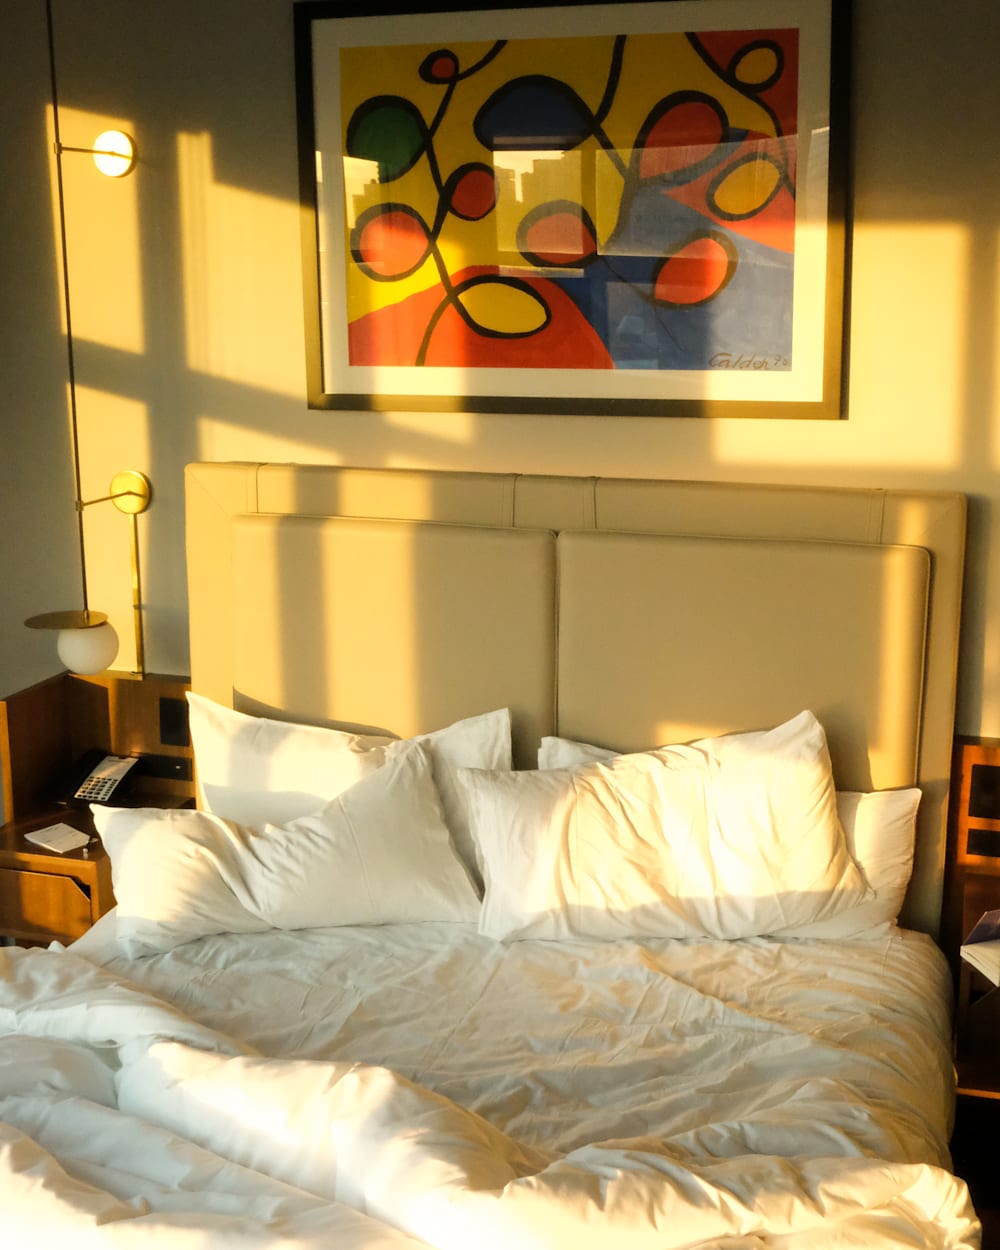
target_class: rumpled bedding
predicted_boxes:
[0,924,981,1248]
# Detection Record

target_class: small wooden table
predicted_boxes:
[0,806,113,945]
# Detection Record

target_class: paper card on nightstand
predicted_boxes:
[960,909,1000,987]
[24,823,91,854]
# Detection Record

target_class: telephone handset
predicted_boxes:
[63,752,141,806]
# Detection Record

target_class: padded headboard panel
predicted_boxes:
[185,463,966,936]
[557,531,930,793]
[230,515,556,767]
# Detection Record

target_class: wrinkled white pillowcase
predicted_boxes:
[538,732,919,938]
[93,806,270,956]
[186,692,510,886]
[93,742,479,957]
[778,787,919,938]
[187,691,393,825]
[462,710,871,942]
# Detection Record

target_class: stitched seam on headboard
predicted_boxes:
[584,478,598,529]
[868,489,886,542]
[500,476,516,526]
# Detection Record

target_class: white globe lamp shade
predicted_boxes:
[92,129,137,178]
[56,622,120,675]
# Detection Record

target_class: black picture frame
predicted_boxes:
[294,0,851,417]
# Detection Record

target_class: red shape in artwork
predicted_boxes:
[694,29,799,139]
[348,268,613,369]
[663,133,796,253]
[639,99,726,181]
[450,167,497,220]
[357,210,430,278]
[654,235,733,306]
[523,211,597,265]
[431,54,457,80]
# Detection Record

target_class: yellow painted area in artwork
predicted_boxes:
[712,155,783,218]
[730,43,782,89]
[456,277,548,335]
[339,31,781,323]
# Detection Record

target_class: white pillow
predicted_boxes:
[538,733,919,936]
[777,788,920,938]
[187,692,392,825]
[93,743,479,957]
[92,805,270,957]
[463,711,871,942]
[186,692,511,885]
[538,735,618,769]
[243,742,479,929]
[389,710,511,890]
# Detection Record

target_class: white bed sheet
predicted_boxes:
[81,920,956,1164]
[0,923,979,1249]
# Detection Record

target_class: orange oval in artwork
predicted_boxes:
[523,210,597,265]
[357,209,430,277]
[712,155,782,218]
[653,235,735,306]
[732,44,781,89]
[457,279,549,336]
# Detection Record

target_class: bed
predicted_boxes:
[0,463,981,1248]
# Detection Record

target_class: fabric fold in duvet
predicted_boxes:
[0,941,981,1249]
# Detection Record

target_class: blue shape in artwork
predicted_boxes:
[548,194,793,371]
[474,76,596,151]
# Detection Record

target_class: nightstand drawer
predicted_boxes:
[0,866,93,943]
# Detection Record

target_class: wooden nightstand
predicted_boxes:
[944,736,1000,1093]
[945,738,1000,1247]
[942,736,1000,959]
[955,961,1000,1099]
[951,947,998,1242]
[0,670,195,945]
[0,807,113,945]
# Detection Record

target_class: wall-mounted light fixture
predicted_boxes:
[27,0,148,677]
[26,470,152,675]
[57,128,138,179]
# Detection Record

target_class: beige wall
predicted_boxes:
[0,2,83,699]
[2,0,999,738]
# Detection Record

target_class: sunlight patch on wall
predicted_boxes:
[193,415,350,464]
[993,226,1000,470]
[178,131,303,398]
[75,388,151,674]
[382,409,477,449]
[50,107,144,355]
[230,517,420,734]
[707,222,970,469]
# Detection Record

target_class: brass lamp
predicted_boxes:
[27,1,148,677]
[26,470,152,676]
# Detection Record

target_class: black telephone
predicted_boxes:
[61,751,142,807]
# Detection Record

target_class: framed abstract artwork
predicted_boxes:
[294,0,851,417]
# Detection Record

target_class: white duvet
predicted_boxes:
[0,924,981,1248]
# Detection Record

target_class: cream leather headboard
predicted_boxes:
[185,463,966,937]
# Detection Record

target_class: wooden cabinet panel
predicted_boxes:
[0,866,93,943]
[943,737,1000,959]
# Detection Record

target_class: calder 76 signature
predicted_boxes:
[710,351,791,371]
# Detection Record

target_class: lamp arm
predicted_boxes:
[56,142,128,159]
[76,470,152,516]
[77,489,147,510]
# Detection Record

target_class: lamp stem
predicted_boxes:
[45,0,88,613]
[128,512,146,676]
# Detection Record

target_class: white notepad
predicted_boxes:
[24,823,91,854]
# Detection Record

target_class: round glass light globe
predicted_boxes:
[56,622,119,674]
[92,130,136,177]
